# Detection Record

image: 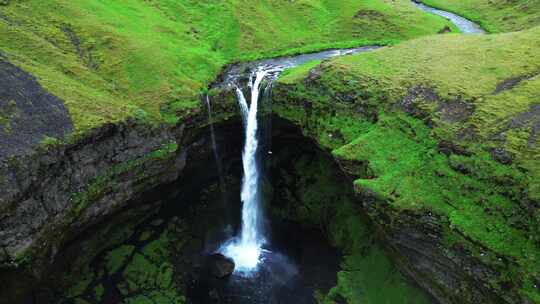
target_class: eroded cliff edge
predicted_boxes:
[271,26,540,303]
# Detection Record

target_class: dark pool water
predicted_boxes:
[187,221,341,304]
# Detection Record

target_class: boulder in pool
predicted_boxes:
[208,253,235,278]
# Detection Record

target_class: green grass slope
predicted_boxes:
[276,26,540,302]
[0,0,454,134]
[420,0,540,32]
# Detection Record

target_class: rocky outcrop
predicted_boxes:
[0,119,181,266]
[0,58,73,159]
[207,253,235,278]
[0,119,194,304]
[358,192,504,304]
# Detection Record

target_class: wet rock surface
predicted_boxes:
[207,254,235,278]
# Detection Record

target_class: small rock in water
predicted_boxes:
[207,253,235,278]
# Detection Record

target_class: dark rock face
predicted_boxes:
[491,147,513,165]
[0,120,185,271]
[0,59,73,160]
[494,70,540,94]
[436,98,475,123]
[399,85,439,118]
[437,140,471,156]
[359,195,503,304]
[207,254,235,278]
[399,86,476,124]
[438,25,452,34]
[354,9,385,19]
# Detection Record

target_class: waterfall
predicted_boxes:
[205,95,227,208]
[205,94,220,170]
[218,47,377,276]
[221,68,274,274]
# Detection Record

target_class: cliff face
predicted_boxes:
[0,120,180,264]
[269,83,510,303]
[0,59,240,302]
[272,26,540,304]
[0,120,188,300]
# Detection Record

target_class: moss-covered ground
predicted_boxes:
[0,0,455,134]
[275,25,540,302]
[57,211,189,304]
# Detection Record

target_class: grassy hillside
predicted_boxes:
[0,0,454,134]
[421,0,540,32]
[277,26,540,302]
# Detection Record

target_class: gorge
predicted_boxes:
[1,1,539,304]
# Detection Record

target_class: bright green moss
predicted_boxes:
[105,245,135,274]
[0,0,454,133]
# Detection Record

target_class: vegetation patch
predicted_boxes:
[59,211,188,304]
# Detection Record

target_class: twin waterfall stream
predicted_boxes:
[219,68,277,274]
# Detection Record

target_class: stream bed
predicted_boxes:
[413,1,485,34]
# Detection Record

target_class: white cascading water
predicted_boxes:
[205,95,227,207]
[221,68,273,274]
[205,95,219,163]
[219,48,377,276]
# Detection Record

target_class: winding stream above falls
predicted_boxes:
[413,1,485,34]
